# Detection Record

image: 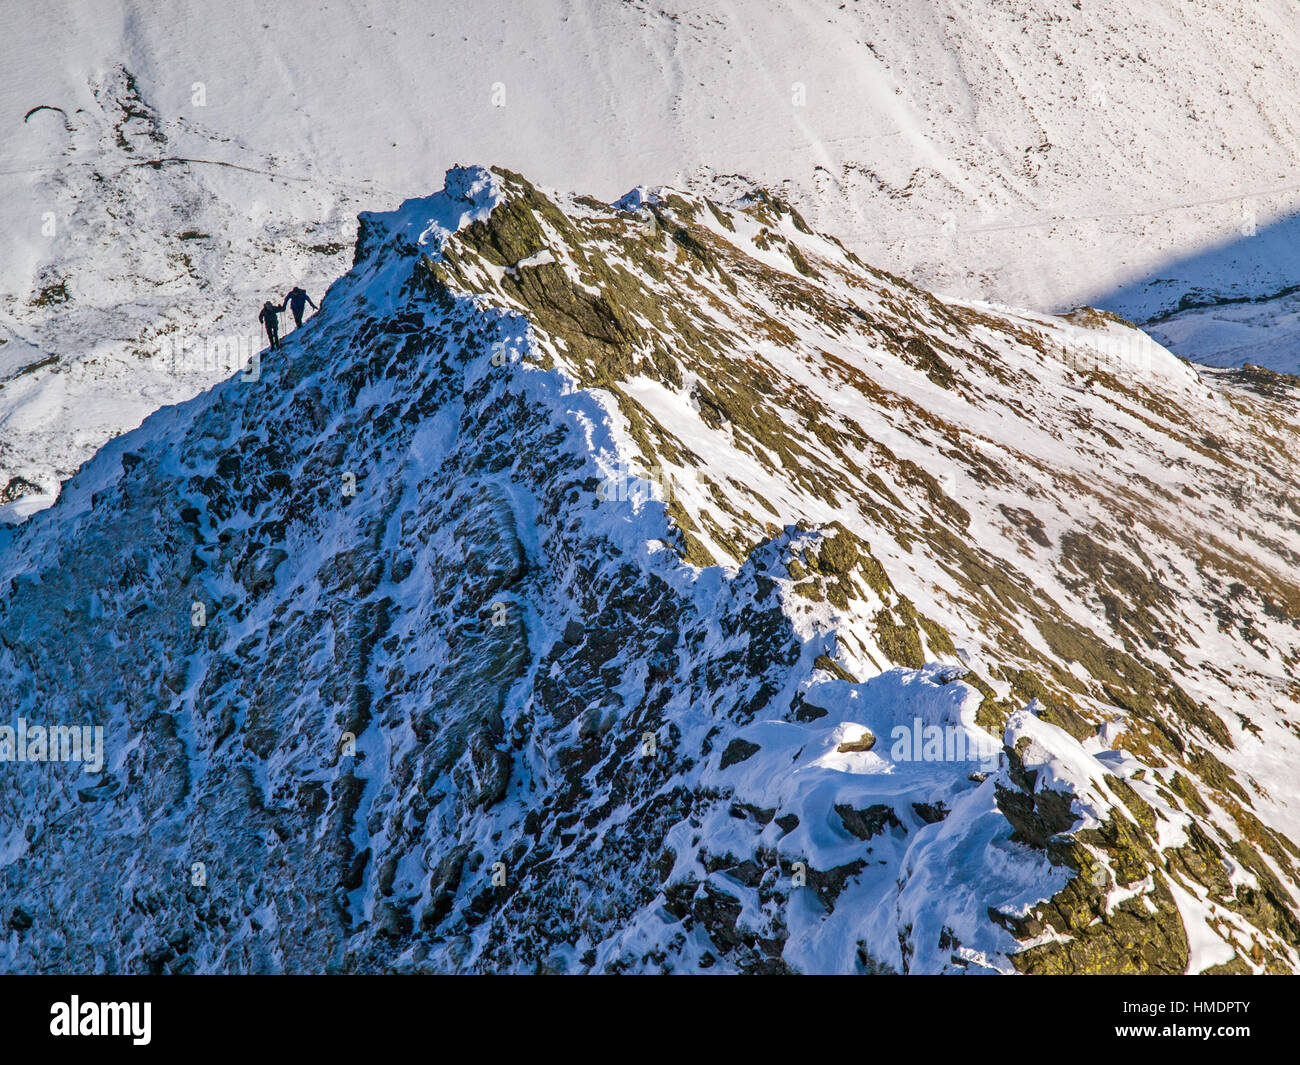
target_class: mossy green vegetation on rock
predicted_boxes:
[406,167,1300,971]
[19,165,1294,974]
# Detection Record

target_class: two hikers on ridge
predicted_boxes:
[258,286,318,351]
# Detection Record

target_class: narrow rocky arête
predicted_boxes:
[1,165,1297,975]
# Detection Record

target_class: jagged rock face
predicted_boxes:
[1,166,1299,974]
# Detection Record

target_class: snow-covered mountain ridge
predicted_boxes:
[7,0,1300,518]
[1,165,1298,974]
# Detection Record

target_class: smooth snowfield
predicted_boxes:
[9,0,1300,313]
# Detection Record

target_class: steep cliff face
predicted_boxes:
[1,165,1298,974]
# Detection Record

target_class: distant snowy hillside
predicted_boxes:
[2,166,1297,974]
[5,0,1300,513]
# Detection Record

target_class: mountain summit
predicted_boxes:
[1,165,1298,974]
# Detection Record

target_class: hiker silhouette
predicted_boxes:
[258,300,282,350]
[283,286,317,329]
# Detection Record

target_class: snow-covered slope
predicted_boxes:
[2,166,1297,974]
[1141,290,1300,376]
[6,0,1300,514]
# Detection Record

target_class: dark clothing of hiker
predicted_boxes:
[259,301,282,350]
[283,286,317,329]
